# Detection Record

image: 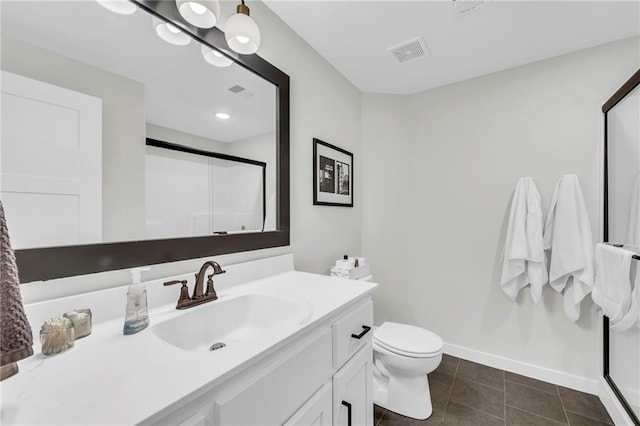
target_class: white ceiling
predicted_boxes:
[1,1,276,143]
[264,0,640,94]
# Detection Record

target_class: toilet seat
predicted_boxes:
[374,322,443,357]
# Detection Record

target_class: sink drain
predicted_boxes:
[209,342,226,351]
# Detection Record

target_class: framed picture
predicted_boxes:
[313,138,353,207]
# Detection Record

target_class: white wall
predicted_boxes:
[1,35,146,243]
[362,36,640,388]
[146,123,229,154]
[251,1,363,274]
[228,131,277,208]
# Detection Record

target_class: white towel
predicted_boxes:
[543,174,594,322]
[628,174,640,248]
[592,244,634,324]
[610,269,639,331]
[500,177,548,302]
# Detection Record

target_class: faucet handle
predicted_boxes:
[164,279,191,309]
[205,274,218,300]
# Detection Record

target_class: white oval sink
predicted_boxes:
[151,294,309,352]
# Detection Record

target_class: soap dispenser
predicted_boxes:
[123,267,150,335]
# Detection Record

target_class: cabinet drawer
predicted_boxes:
[332,300,373,369]
[214,327,332,425]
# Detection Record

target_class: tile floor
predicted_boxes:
[374,354,614,426]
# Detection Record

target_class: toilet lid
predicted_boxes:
[374,322,443,356]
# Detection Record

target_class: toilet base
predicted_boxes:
[373,368,433,420]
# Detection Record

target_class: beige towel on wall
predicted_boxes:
[0,201,33,380]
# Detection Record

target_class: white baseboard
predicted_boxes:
[598,377,638,425]
[443,343,599,395]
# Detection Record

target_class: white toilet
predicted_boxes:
[373,322,444,420]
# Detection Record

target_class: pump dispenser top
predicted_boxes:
[123,267,150,335]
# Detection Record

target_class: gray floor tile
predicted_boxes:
[431,384,451,413]
[506,405,567,425]
[505,371,558,395]
[450,377,506,418]
[565,411,614,426]
[375,404,386,425]
[457,359,505,390]
[443,401,505,426]
[379,408,444,425]
[441,354,460,367]
[429,361,457,387]
[557,387,613,424]
[505,381,567,424]
[430,374,454,397]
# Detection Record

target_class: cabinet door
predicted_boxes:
[284,383,332,426]
[333,343,373,426]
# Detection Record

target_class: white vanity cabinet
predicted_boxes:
[150,298,374,426]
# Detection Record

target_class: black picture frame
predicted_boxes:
[313,138,353,207]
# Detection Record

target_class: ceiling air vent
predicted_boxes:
[452,0,487,16]
[388,37,429,64]
[228,84,254,99]
[228,84,245,94]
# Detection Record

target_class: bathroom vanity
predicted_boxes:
[0,255,376,425]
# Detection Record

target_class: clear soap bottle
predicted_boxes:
[123,267,150,335]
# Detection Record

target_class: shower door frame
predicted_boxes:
[602,68,640,426]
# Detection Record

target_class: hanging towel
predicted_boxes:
[628,174,640,248]
[610,270,639,331]
[0,201,33,380]
[500,177,548,302]
[592,244,634,324]
[543,174,594,322]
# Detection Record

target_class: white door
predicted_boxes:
[0,70,102,249]
[333,343,374,426]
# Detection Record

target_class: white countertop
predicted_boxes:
[0,268,376,425]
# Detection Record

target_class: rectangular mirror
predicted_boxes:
[0,0,290,282]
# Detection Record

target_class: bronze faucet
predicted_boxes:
[164,261,226,310]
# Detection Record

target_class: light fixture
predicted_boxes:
[175,0,220,29]
[96,0,137,15]
[152,16,191,46]
[201,45,233,68]
[224,0,261,55]
[215,112,231,120]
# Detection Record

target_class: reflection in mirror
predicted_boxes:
[0,0,276,250]
[145,139,269,239]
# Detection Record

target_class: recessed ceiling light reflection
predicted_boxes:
[216,113,231,120]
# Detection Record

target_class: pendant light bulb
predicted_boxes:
[175,0,220,29]
[96,0,137,15]
[225,2,261,55]
[201,45,233,68]
[152,16,191,46]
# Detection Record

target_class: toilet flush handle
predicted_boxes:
[351,325,371,339]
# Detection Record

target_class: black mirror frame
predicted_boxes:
[14,0,290,283]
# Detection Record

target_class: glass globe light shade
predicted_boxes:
[152,16,191,46]
[201,45,233,67]
[175,0,220,28]
[225,8,260,55]
[96,0,136,15]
